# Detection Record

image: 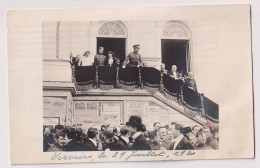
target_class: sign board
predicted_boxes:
[43,117,60,125]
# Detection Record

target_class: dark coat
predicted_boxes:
[147,129,158,140]
[195,144,213,150]
[112,136,129,151]
[43,134,54,152]
[174,136,194,150]
[131,133,151,150]
[83,139,98,151]
[105,57,118,67]
[167,70,181,79]
[64,139,86,151]
[94,54,106,66]
[161,139,174,150]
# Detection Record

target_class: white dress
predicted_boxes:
[78,56,92,66]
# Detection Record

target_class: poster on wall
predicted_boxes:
[102,101,121,127]
[126,101,149,127]
[73,101,122,128]
[43,117,60,125]
[43,97,67,125]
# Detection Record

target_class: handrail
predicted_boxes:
[70,61,218,123]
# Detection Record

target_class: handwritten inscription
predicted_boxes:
[50,150,196,162]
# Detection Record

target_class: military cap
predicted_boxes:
[133,44,140,48]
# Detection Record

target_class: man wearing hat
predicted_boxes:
[122,44,143,68]
[126,116,151,150]
[94,47,106,66]
[83,127,102,151]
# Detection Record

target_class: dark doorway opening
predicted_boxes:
[97,37,126,64]
[161,39,189,75]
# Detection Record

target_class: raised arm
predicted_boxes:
[122,54,130,68]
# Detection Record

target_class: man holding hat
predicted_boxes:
[126,115,151,150]
[94,46,106,66]
[122,44,143,68]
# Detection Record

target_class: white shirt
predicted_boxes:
[89,138,97,146]
[173,134,184,150]
[108,58,114,66]
[121,136,129,144]
[172,71,177,79]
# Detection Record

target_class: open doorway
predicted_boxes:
[96,37,126,64]
[161,39,189,75]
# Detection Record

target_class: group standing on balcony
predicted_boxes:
[71,44,197,91]
[71,44,143,68]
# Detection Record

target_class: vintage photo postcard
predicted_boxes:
[7,4,254,164]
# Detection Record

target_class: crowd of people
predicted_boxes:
[43,116,219,152]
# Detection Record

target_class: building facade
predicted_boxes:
[43,20,219,129]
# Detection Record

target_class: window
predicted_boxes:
[162,23,189,39]
[98,22,127,37]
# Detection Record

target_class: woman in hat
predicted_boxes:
[105,51,120,67]
[126,116,151,150]
[78,51,92,66]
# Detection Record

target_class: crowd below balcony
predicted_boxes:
[44,115,219,152]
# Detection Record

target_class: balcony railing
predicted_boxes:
[70,60,218,123]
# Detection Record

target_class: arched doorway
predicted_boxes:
[96,21,128,63]
[161,22,191,75]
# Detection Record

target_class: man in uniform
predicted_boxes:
[158,127,174,150]
[94,46,106,66]
[122,44,143,68]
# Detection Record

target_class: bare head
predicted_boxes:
[160,63,165,69]
[153,122,161,130]
[99,47,104,54]
[83,51,90,57]
[171,65,177,72]
[107,51,114,58]
[188,72,194,79]
[159,127,167,141]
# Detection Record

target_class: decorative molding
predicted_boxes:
[142,57,161,61]
[162,23,189,38]
[97,22,127,37]
[130,20,134,27]
[56,21,60,59]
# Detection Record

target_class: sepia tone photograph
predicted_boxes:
[42,20,219,152]
[7,4,254,164]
